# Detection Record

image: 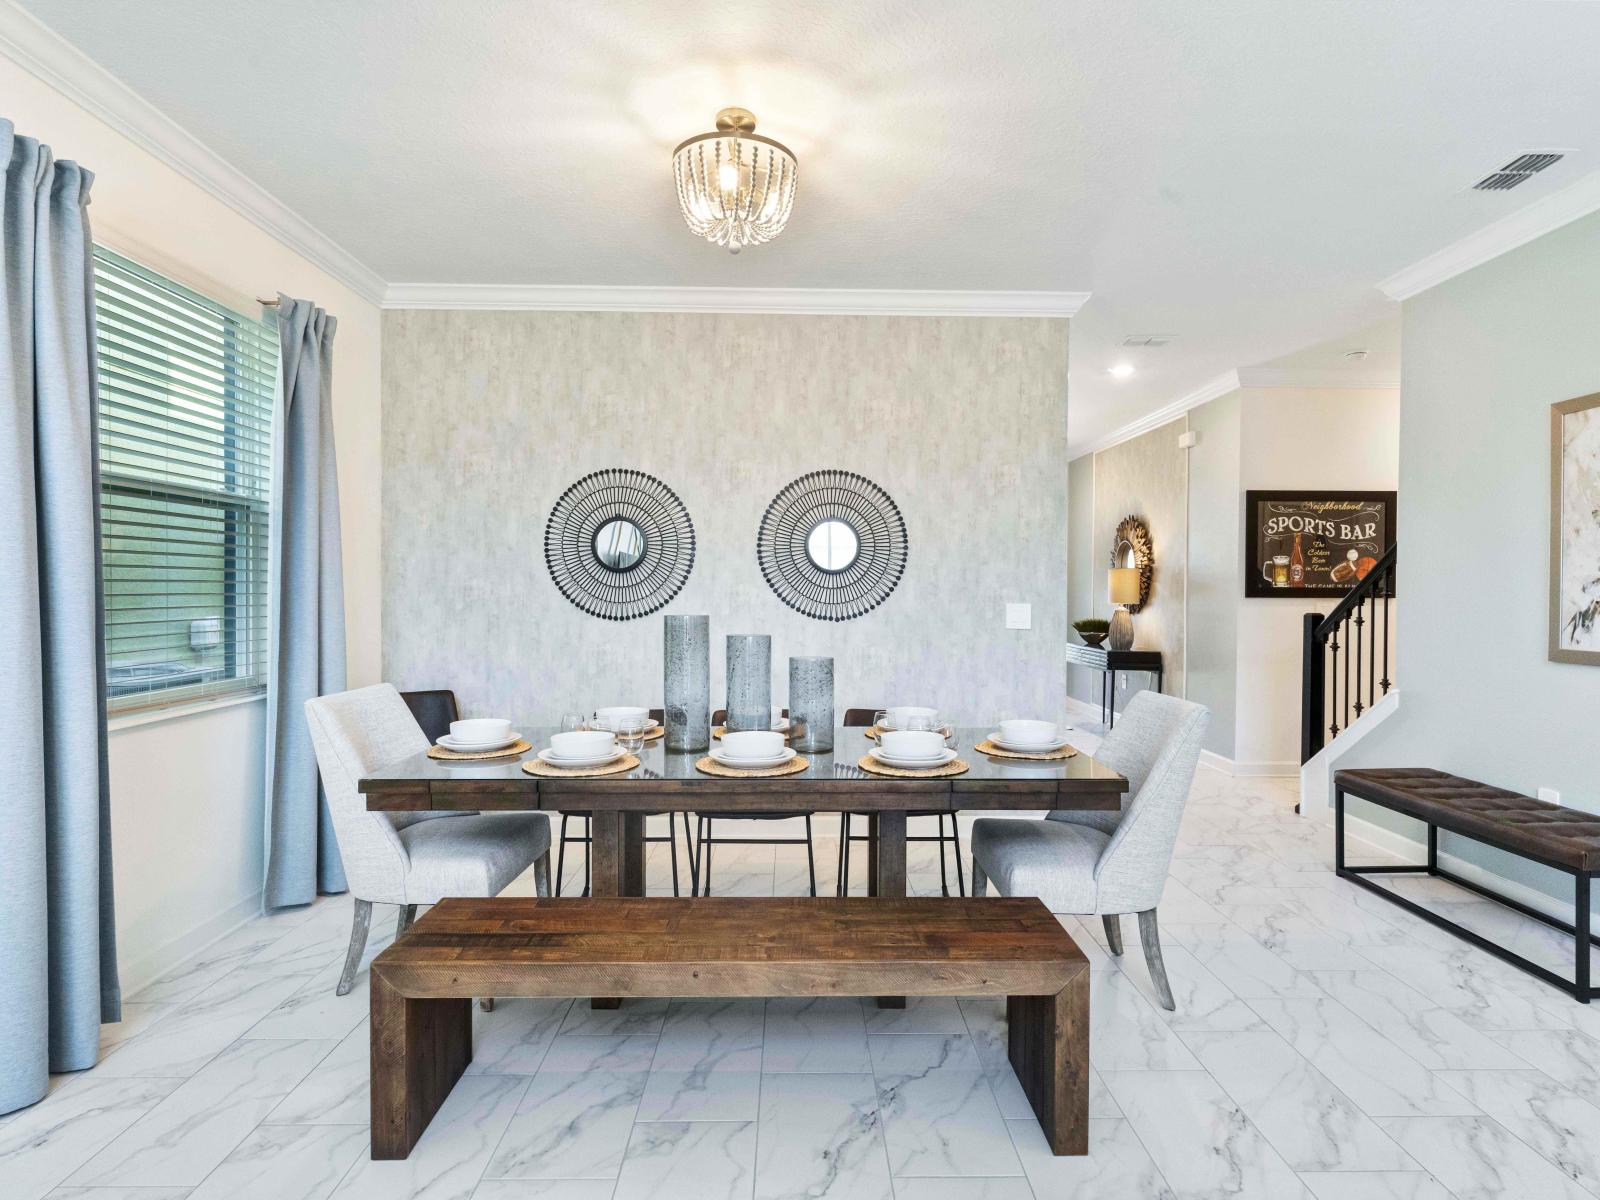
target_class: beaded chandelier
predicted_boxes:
[672,108,797,253]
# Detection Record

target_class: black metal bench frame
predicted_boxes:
[1335,782,1598,1003]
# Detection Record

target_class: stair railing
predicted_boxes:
[1301,544,1397,764]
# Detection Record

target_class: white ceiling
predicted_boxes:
[13,0,1600,451]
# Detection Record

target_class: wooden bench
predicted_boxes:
[1335,767,1600,1001]
[369,896,1090,1159]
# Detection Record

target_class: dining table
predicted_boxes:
[361,724,1128,1007]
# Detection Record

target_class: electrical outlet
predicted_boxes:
[1539,787,1562,806]
[1005,603,1032,630]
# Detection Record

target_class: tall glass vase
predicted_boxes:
[663,614,710,751]
[725,634,772,732]
[788,656,834,752]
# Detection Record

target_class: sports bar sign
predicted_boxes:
[1244,490,1396,598]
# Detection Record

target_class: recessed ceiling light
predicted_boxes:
[1108,363,1136,380]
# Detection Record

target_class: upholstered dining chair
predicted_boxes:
[970,692,1208,1009]
[304,683,552,997]
[693,708,816,896]
[836,707,965,896]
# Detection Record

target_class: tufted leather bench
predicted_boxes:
[1334,768,1600,1001]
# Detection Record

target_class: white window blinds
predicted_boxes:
[94,247,277,712]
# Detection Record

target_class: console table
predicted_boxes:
[1064,644,1164,729]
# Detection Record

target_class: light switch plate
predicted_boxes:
[1005,603,1032,630]
[1539,787,1562,806]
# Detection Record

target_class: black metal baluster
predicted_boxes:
[1353,599,1365,719]
[1342,614,1352,734]
[1380,561,1392,695]
[1328,629,1341,741]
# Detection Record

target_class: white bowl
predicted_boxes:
[879,730,945,759]
[450,718,511,744]
[884,706,937,729]
[999,719,1058,747]
[550,730,616,758]
[594,706,650,730]
[721,730,784,759]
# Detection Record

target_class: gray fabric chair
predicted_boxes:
[970,692,1208,1009]
[304,683,552,996]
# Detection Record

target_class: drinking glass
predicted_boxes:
[872,710,890,742]
[560,712,587,732]
[616,717,647,754]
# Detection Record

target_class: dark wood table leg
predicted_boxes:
[866,814,879,898]
[370,970,470,1160]
[875,810,908,1009]
[588,810,624,1009]
[1007,967,1089,1155]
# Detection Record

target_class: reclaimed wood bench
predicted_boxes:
[369,896,1089,1158]
[1335,767,1600,1001]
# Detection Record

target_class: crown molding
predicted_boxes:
[381,283,1091,316]
[1070,369,1241,460]
[0,2,386,306]
[1235,366,1400,390]
[1378,166,1600,301]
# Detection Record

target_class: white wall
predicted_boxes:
[1233,388,1399,769]
[1343,209,1600,913]
[2,55,384,993]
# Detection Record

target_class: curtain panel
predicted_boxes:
[0,117,120,1115]
[263,295,348,908]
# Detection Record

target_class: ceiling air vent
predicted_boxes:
[1121,334,1177,347]
[1472,151,1565,191]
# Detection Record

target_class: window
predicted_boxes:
[93,248,277,711]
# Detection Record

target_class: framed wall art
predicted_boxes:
[1244,490,1396,599]
[1551,392,1600,665]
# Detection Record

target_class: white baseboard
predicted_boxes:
[1339,809,1583,928]
[1199,750,1298,778]
[117,889,263,999]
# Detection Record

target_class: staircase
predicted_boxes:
[1301,544,1397,763]
[1296,546,1397,815]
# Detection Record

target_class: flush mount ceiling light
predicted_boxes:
[1108,363,1136,380]
[672,107,797,254]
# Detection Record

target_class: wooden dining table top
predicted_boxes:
[361,725,1128,813]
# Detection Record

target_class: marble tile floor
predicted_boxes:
[6,735,1600,1198]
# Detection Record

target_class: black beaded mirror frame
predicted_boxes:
[544,468,696,621]
[758,470,908,621]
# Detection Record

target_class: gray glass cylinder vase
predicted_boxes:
[788,656,834,752]
[725,634,772,732]
[663,614,710,750]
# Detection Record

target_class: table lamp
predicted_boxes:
[1108,567,1140,651]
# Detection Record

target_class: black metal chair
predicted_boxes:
[400,688,460,745]
[836,706,965,897]
[554,708,684,896]
[692,707,817,896]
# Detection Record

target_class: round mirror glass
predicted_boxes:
[806,520,860,573]
[1115,539,1137,569]
[593,518,646,571]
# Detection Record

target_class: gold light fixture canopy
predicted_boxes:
[673,107,798,253]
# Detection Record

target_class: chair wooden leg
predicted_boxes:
[396,904,416,938]
[336,898,372,997]
[369,970,471,1159]
[534,850,551,898]
[1101,914,1124,956]
[1138,908,1175,1010]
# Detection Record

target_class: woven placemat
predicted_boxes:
[427,738,532,761]
[695,755,810,778]
[521,753,640,778]
[856,754,970,778]
[973,738,1079,762]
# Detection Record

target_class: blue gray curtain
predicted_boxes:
[0,118,120,1115]
[263,296,348,908]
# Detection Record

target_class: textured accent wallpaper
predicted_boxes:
[380,311,1069,727]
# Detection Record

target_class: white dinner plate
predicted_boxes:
[988,733,1072,754]
[709,747,798,770]
[539,746,626,769]
[437,731,522,752]
[870,747,958,769]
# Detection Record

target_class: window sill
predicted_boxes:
[107,689,267,733]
